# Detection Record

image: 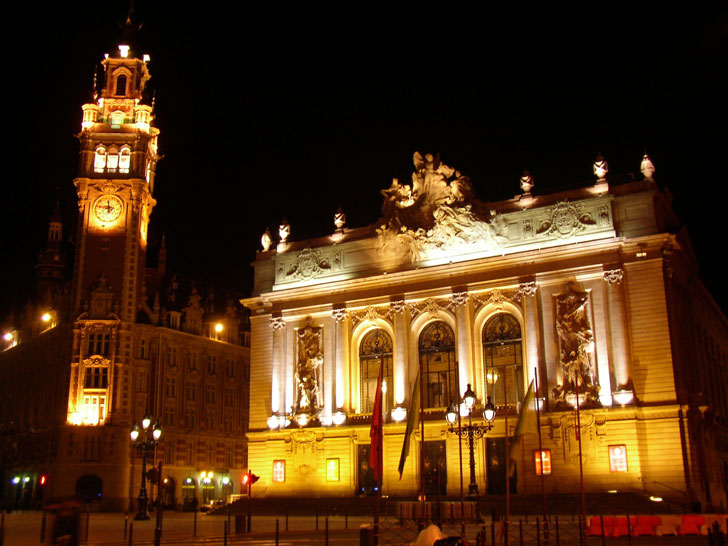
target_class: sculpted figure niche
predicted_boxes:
[377,152,507,262]
[295,317,324,414]
[553,282,601,408]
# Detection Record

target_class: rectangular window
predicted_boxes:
[534,449,552,475]
[165,377,177,398]
[326,458,340,482]
[84,367,108,389]
[190,352,198,370]
[273,460,285,483]
[609,445,628,472]
[87,332,110,357]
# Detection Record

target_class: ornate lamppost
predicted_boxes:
[130,415,162,520]
[446,384,496,499]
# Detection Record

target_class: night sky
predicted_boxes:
[2,3,726,315]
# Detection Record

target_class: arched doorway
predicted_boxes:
[161,477,176,509]
[75,474,103,503]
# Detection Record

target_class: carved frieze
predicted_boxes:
[471,289,521,312]
[276,247,342,283]
[83,356,111,367]
[537,201,597,239]
[409,298,450,318]
[350,306,391,326]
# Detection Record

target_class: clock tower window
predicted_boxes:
[106,146,119,172]
[94,147,106,173]
[119,146,131,173]
[114,74,127,96]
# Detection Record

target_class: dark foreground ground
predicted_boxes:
[0,508,720,546]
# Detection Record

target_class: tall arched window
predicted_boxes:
[119,146,131,173]
[419,321,456,408]
[94,147,106,173]
[106,146,119,173]
[360,329,393,413]
[483,313,523,406]
[115,74,127,96]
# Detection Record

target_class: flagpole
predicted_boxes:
[375,355,383,544]
[534,366,548,544]
[455,363,465,536]
[504,374,510,546]
[574,367,586,546]
[419,362,426,521]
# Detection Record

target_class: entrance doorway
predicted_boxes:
[423,441,447,497]
[486,437,517,494]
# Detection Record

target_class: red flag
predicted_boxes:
[369,364,384,483]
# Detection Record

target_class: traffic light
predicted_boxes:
[242,471,259,497]
[39,474,48,486]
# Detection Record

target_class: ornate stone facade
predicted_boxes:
[244,152,728,510]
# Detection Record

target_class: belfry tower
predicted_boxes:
[67,19,160,429]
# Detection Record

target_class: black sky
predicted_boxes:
[2,3,726,314]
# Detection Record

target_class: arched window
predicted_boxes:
[482,313,524,406]
[115,74,127,96]
[360,329,393,413]
[106,146,119,173]
[419,321,456,408]
[119,146,131,173]
[94,147,106,173]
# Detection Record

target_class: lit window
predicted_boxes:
[94,147,106,173]
[419,321,457,408]
[609,445,628,472]
[82,394,106,425]
[360,329,393,413]
[326,458,340,482]
[273,460,285,483]
[119,147,131,173]
[106,147,119,172]
[534,449,552,475]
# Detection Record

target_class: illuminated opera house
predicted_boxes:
[244,151,727,510]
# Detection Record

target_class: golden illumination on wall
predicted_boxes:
[69,394,107,426]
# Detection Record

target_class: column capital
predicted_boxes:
[269,316,286,330]
[518,281,538,297]
[331,308,347,322]
[603,269,624,285]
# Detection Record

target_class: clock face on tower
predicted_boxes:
[93,195,124,223]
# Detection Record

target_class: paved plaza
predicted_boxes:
[0,510,718,545]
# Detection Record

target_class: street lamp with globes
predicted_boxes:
[446,384,496,499]
[130,415,162,520]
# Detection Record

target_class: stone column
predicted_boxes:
[451,292,472,395]
[519,281,541,389]
[390,299,408,406]
[604,269,632,397]
[331,308,347,411]
[270,316,286,415]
